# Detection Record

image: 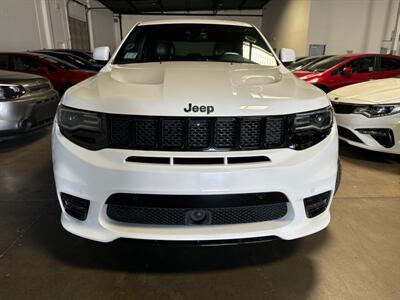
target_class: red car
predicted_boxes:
[294,54,400,92]
[0,52,95,94]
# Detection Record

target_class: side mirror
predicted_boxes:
[279,48,296,63]
[93,46,110,62]
[343,67,353,77]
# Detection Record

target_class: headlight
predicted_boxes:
[294,106,333,131]
[58,106,102,131]
[289,106,333,150]
[57,105,107,150]
[353,104,400,118]
[0,84,27,100]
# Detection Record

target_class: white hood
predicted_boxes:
[329,78,400,105]
[63,62,329,116]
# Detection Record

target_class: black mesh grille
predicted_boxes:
[265,118,285,145]
[162,119,184,148]
[189,119,210,148]
[215,118,236,148]
[240,118,262,148]
[106,192,288,226]
[110,118,130,146]
[136,119,157,147]
[107,203,287,225]
[108,115,286,151]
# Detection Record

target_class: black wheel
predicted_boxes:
[334,160,342,195]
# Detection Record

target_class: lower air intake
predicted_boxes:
[61,193,90,221]
[304,191,331,218]
[106,193,288,226]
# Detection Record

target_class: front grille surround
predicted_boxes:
[59,105,333,152]
[106,115,287,151]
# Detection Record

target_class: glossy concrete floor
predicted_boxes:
[0,129,399,300]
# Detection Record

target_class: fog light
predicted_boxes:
[356,128,394,148]
[61,193,90,221]
[304,191,331,218]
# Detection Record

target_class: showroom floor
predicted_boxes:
[0,130,399,300]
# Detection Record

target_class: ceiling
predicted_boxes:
[97,0,270,14]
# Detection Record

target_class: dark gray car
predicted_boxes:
[0,70,59,140]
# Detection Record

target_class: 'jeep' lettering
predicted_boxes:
[184,103,214,114]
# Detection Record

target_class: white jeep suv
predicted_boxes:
[52,19,339,243]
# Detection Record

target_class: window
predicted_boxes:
[302,56,347,72]
[0,55,8,69]
[332,56,376,76]
[114,24,278,66]
[347,57,375,73]
[38,55,77,70]
[380,57,400,71]
[13,56,41,72]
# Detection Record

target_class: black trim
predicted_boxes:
[338,126,364,143]
[357,128,395,148]
[304,191,331,218]
[106,192,288,208]
[117,236,280,247]
[126,156,170,164]
[228,156,270,164]
[61,193,90,221]
[174,157,224,165]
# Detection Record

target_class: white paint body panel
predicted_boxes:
[53,19,339,242]
[329,79,400,154]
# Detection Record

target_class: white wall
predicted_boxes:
[116,10,263,44]
[262,0,311,56]
[308,0,400,55]
[0,0,115,52]
[0,0,46,51]
[87,0,116,51]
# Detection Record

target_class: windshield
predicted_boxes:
[114,24,278,66]
[38,54,78,70]
[302,55,347,72]
[287,56,320,71]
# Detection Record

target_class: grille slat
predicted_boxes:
[108,115,286,151]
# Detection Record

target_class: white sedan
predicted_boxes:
[328,78,400,154]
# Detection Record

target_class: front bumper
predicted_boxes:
[0,90,59,139]
[335,113,400,154]
[52,124,339,243]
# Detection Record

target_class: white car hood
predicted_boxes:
[329,78,400,105]
[64,62,329,116]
